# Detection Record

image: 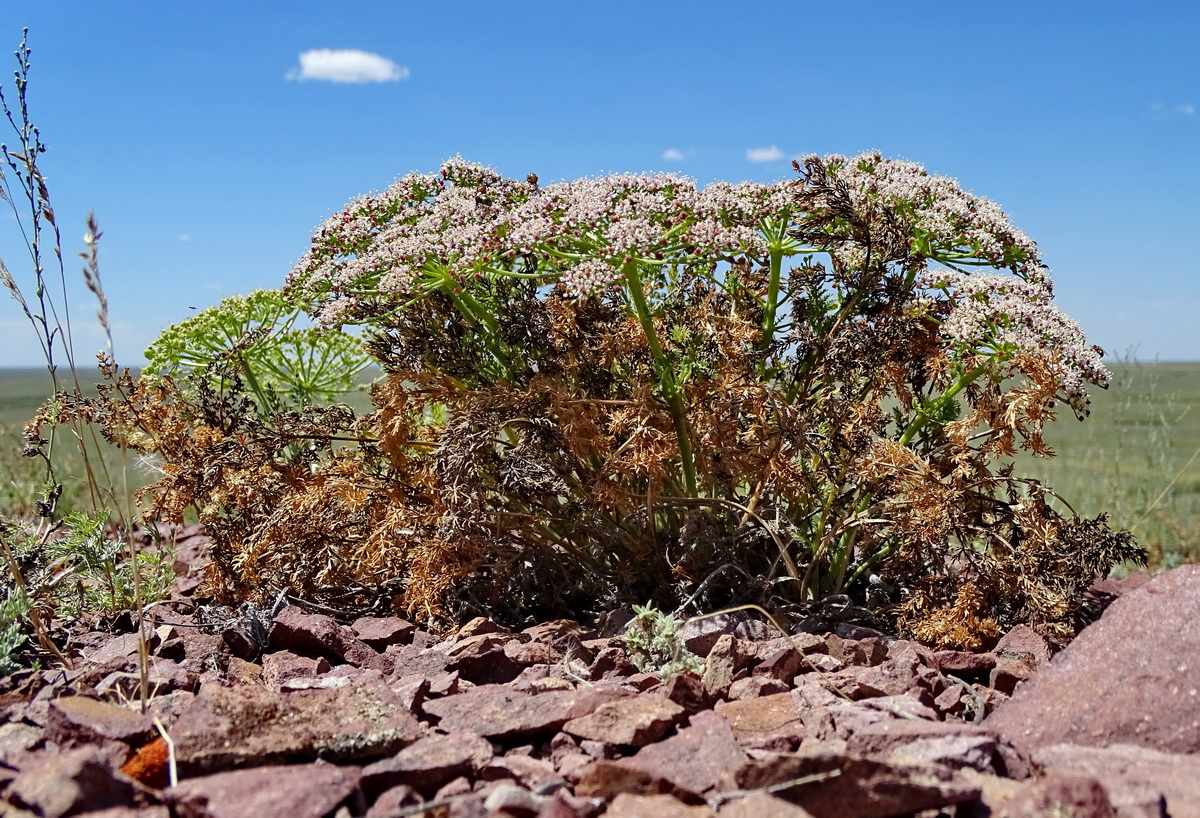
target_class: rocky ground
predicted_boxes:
[0,526,1198,818]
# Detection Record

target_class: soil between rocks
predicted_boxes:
[0,524,1190,818]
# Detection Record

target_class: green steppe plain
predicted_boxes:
[0,363,1196,571]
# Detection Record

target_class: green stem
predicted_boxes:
[622,260,698,497]
[897,360,992,446]
[845,541,897,589]
[762,245,784,345]
[827,493,872,592]
[444,285,516,384]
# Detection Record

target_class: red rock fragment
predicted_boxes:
[716,791,817,817]
[825,634,887,666]
[755,645,806,681]
[446,634,524,685]
[46,696,155,748]
[701,635,751,699]
[727,677,789,701]
[1031,743,1197,817]
[715,691,806,750]
[455,616,509,639]
[165,762,360,818]
[985,565,1200,756]
[989,651,1038,695]
[267,605,384,670]
[422,684,630,741]
[680,611,783,657]
[659,672,711,714]
[735,750,980,818]
[1005,772,1116,818]
[504,639,564,667]
[8,746,150,818]
[482,782,543,815]
[563,695,685,747]
[384,642,457,680]
[364,784,421,818]
[75,806,170,817]
[577,711,747,801]
[361,729,493,798]
[169,676,425,773]
[932,650,997,676]
[261,650,331,689]
[933,682,970,717]
[587,646,638,680]
[481,753,563,792]
[846,718,999,773]
[605,792,715,817]
[993,624,1053,670]
[352,616,416,649]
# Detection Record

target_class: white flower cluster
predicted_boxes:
[288,159,801,320]
[931,271,1109,403]
[559,258,622,297]
[286,153,1087,386]
[286,171,442,314]
[817,152,1045,281]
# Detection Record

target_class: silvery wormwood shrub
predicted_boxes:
[80,153,1142,647]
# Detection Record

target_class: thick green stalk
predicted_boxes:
[445,285,516,384]
[898,360,991,446]
[762,245,784,346]
[622,261,698,497]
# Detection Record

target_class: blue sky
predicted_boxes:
[2,1,1197,366]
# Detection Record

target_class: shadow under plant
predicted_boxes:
[41,155,1145,650]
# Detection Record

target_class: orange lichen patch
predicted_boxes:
[122,736,169,789]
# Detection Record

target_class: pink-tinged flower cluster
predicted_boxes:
[286,171,442,310]
[286,155,1080,345]
[286,157,804,323]
[503,172,706,262]
[929,271,1109,404]
[559,258,622,297]
[812,152,1045,283]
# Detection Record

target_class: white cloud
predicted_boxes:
[1176,104,1195,116]
[746,145,784,163]
[286,49,409,83]
[177,233,191,243]
[661,148,686,161]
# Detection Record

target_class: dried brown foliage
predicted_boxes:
[39,157,1146,647]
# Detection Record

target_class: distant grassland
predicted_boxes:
[1,363,1196,569]
[1011,361,1200,570]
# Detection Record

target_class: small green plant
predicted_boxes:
[37,511,174,618]
[623,603,703,680]
[0,586,33,676]
[1,511,174,621]
[142,287,372,417]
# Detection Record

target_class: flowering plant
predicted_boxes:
[143,288,371,416]
[265,153,1139,644]
[74,153,1140,647]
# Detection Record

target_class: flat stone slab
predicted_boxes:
[735,749,981,818]
[1032,742,1200,818]
[563,695,685,746]
[45,696,155,747]
[985,565,1200,755]
[167,763,360,818]
[421,684,630,740]
[577,711,748,800]
[361,730,493,798]
[714,691,806,748]
[169,677,425,773]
